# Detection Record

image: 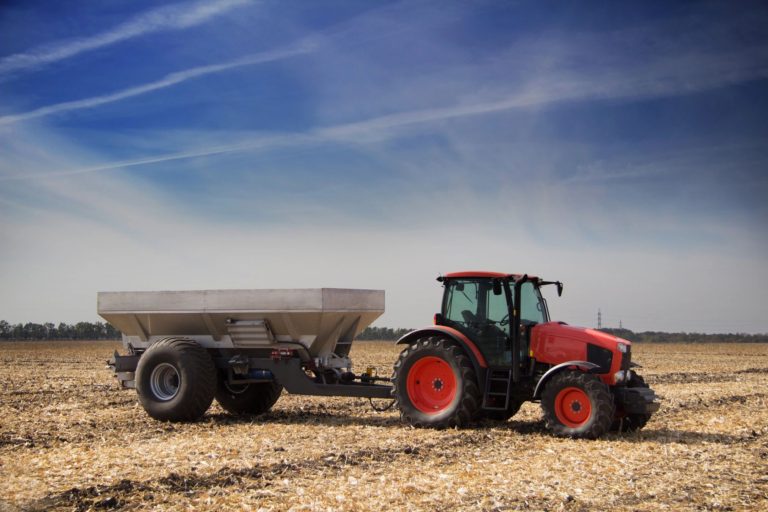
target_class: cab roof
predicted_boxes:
[442,271,540,281]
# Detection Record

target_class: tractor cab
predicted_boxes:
[437,271,550,368]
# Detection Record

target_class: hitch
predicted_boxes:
[107,351,140,389]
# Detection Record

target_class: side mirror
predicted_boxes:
[492,279,502,296]
[557,282,563,297]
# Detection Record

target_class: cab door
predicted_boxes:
[442,278,512,366]
[480,281,512,365]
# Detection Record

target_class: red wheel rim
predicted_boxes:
[406,356,457,414]
[554,386,592,427]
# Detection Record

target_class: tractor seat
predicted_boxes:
[461,310,478,325]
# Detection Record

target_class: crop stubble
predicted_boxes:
[0,341,766,511]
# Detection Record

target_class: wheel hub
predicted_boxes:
[554,386,592,427]
[406,356,458,414]
[149,363,180,401]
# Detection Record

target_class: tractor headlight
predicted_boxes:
[613,370,627,384]
[617,342,628,354]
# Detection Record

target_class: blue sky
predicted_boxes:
[1,0,766,333]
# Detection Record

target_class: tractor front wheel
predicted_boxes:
[541,371,615,439]
[393,336,480,428]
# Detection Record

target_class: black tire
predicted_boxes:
[215,376,283,416]
[135,337,216,422]
[541,371,615,439]
[392,336,480,428]
[481,400,523,421]
[611,372,653,432]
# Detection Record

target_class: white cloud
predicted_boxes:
[3,181,766,333]
[1,126,766,333]
[0,0,253,76]
[0,43,314,127]
[5,31,767,175]
[4,0,766,139]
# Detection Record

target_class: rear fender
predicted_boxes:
[533,360,599,399]
[396,327,488,375]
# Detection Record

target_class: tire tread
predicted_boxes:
[541,371,615,439]
[215,380,283,416]
[392,336,480,429]
[136,337,216,422]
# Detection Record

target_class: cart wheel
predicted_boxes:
[541,370,615,439]
[215,376,283,416]
[135,337,216,422]
[392,336,480,428]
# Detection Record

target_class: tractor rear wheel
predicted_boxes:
[541,371,615,439]
[392,336,480,428]
[611,372,653,432]
[135,337,217,422]
[215,377,283,416]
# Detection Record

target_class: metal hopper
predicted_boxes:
[98,288,385,358]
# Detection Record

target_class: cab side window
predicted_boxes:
[444,280,479,326]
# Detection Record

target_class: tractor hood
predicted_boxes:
[530,322,630,367]
[533,322,631,349]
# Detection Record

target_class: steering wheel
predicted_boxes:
[499,313,510,326]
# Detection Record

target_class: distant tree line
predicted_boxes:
[0,321,120,340]
[0,322,409,341]
[1,321,764,343]
[355,326,413,341]
[599,327,768,344]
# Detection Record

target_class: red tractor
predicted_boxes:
[392,271,659,438]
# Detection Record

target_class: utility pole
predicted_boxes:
[619,320,623,329]
[597,309,602,329]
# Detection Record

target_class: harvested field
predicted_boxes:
[1,341,766,511]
